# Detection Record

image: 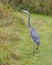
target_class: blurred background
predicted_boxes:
[0,0,52,15]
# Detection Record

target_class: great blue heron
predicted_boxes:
[21,10,40,51]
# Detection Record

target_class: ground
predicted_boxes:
[0,3,52,65]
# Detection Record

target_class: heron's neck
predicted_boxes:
[28,13,31,27]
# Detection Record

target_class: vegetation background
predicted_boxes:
[0,0,52,15]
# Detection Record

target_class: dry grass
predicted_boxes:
[0,3,52,65]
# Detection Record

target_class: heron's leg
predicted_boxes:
[36,46,39,50]
[33,44,35,50]
[33,44,36,53]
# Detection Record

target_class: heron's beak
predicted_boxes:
[21,10,29,14]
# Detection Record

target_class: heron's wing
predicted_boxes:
[30,27,39,41]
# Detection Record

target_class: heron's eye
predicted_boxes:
[27,9,30,12]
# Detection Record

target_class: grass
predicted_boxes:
[0,3,52,65]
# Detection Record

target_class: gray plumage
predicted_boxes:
[21,10,40,50]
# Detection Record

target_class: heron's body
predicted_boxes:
[30,27,40,46]
[21,10,40,50]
